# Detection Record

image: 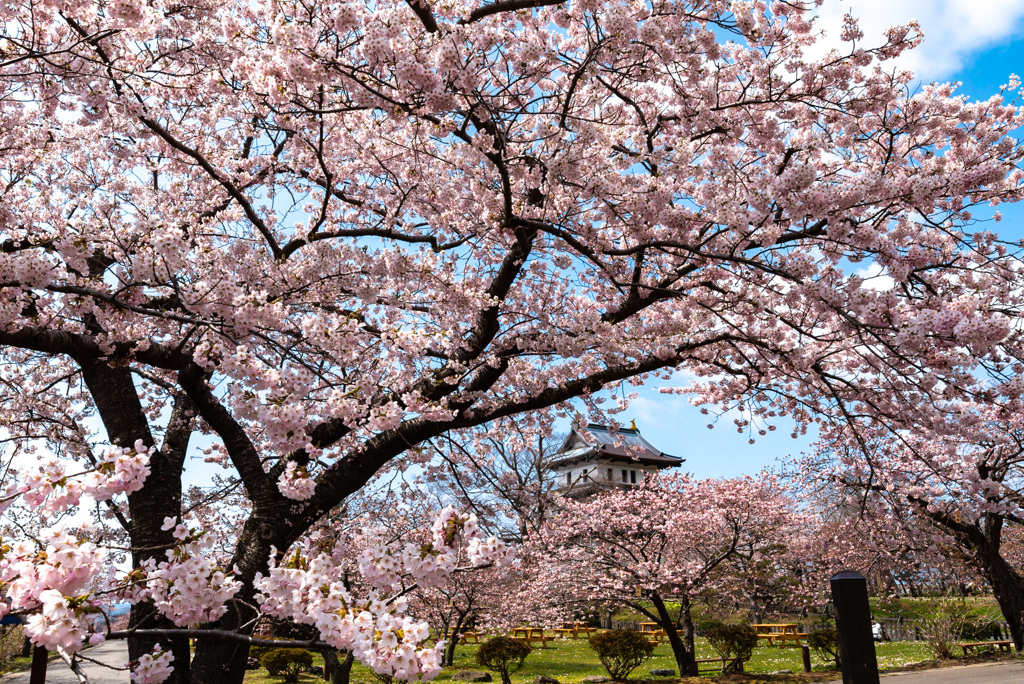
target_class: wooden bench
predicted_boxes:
[513,636,555,649]
[773,632,808,647]
[552,623,597,639]
[961,640,1014,656]
[695,657,742,674]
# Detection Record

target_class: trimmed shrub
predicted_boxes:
[705,624,758,663]
[807,628,841,669]
[958,617,1003,641]
[587,629,654,680]
[260,648,314,683]
[477,636,532,684]
[249,646,270,664]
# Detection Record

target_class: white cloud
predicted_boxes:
[812,0,1024,80]
[854,261,895,291]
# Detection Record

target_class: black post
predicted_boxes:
[830,571,879,684]
[29,645,48,684]
[801,644,812,673]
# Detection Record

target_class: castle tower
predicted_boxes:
[548,422,684,498]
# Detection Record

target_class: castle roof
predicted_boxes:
[547,423,684,470]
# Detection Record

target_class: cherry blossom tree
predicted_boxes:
[408,558,519,666]
[522,474,794,676]
[799,473,987,598]
[1,0,1024,682]
[807,410,1024,648]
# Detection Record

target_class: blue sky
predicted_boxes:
[597,4,1024,479]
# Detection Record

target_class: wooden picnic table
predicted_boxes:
[751,624,806,647]
[433,628,484,644]
[512,627,554,648]
[513,627,545,638]
[552,622,598,639]
[638,623,685,645]
[639,623,667,644]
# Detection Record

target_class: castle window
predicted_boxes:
[630,470,637,484]
[607,468,613,480]
[566,472,571,486]
[621,469,627,483]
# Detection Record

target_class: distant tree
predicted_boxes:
[807,628,841,669]
[705,624,757,673]
[810,410,1024,649]
[524,474,794,676]
[425,421,565,543]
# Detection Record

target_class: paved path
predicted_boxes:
[3,641,130,683]
[825,660,1024,684]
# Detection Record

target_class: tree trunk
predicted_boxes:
[187,513,282,684]
[650,593,696,677]
[323,650,355,684]
[444,612,468,667]
[444,633,462,667]
[976,545,1024,650]
[80,363,193,684]
[929,510,1024,652]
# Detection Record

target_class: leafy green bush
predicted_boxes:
[693,619,725,637]
[587,629,654,680]
[958,617,1003,641]
[477,636,532,684]
[260,648,314,683]
[705,624,758,663]
[807,628,841,669]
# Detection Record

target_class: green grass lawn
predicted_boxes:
[0,654,33,677]
[870,596,1002,622]
[243,636,935,683]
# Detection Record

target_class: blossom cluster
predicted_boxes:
[358,508,512,592]
[16,441,152,517]
[124,518,242,626]
[278,460,317,500]
[0,527,104,653]
[130,644,175,684]
[255,508,510,680]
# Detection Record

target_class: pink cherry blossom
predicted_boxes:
[130,644,175,684]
